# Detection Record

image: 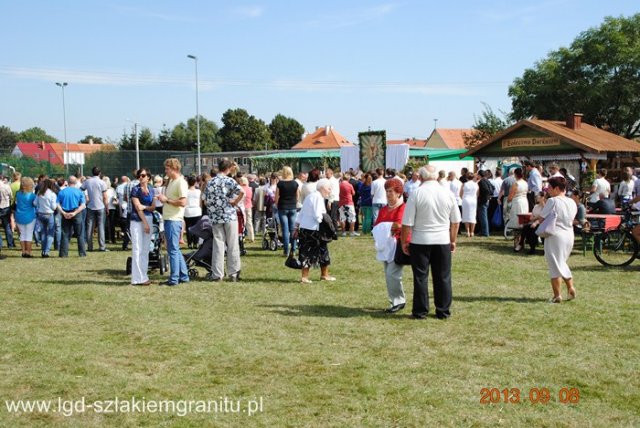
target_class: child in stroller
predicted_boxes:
[126,211,168,275]
[184,215,214,280]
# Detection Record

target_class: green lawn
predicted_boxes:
[1,234,638,427]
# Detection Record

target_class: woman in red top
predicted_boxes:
[373,178,408,313]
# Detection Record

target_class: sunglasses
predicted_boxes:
[138,174,148,178]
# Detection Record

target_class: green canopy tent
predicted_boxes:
[409,148,472,160]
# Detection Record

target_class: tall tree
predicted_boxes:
[269,114,305,150]
[170,116,221,152]
[509,14,640,138]
[118,127,157,150]
[79,135,104,144]
[463,103,511,149]
[156,124,173,150]
[0,126,18,154]
[17,127,58,143]
[219,108,274,152]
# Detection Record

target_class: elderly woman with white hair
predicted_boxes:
[293,178,335,284]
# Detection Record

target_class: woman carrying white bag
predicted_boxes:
[537,176,577,303]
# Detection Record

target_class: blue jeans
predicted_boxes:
[372,203,385,225]
[86,208,106,251]
[164,220,189,284]
[37,213,55,255]
[478,201,489,237]
[278,208,297,254]
[60,214,86,257]
[0,207,15,249]
[54,212,62,250]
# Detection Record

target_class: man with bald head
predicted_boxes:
[401,165,461,319]
[57,176,87,257]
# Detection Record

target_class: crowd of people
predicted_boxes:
[1,158,639,317]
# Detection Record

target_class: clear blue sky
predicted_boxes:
[1,0,638,145]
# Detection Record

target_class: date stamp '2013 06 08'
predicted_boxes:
[480,387,580,405]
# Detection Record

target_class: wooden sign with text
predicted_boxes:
[502,137,560,149]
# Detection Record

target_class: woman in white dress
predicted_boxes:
[539,176,577,303]
[507,168,529,229]
[460,172,478,237]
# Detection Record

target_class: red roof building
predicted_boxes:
[12,142,115,165]
[426,129,474,149]
[291,126,355,150]
[12,142,62,164]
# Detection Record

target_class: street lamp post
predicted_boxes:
[125,119,140,171]
[187,54,201,176]
[55,82,69,174]
[134,122,140,171]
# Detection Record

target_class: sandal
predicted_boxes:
[300,278,313,284]
[320,276,336,281]
[567,289,576,301]
[548,296,563,303]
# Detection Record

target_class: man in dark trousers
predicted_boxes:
[477,170,494,237]
[401,165,461,320]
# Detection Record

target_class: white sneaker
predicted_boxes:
[341,232,347,237]
[350,232,360,237]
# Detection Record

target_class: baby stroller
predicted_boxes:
[261,217,280,251]
[184,215,214,280]
[126,211,168,275]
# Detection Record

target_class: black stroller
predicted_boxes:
[261,217,280,251]
[126,211,168,275]
[184,215,214,280]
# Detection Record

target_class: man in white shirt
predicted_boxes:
[295,171,307,210]
[547,163,563,178]
[404,171,420,200]
[525,160,542,211]
[371,168,387,224]
[589,168,611,207]
[401,165,461,320]
[80,166,108,252]
[447,171,462,212]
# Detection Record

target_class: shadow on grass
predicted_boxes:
[456,295,546,303]
[260,304,395,319]
[34,279,129,287]
[571,264,640,273]
[92,268,128,276]
[241,251,283,258]
[456,238,516,255]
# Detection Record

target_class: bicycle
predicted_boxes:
[593,205,639,267]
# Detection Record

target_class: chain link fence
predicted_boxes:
[84,150,191,179]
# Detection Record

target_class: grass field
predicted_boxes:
[1,233,639,427]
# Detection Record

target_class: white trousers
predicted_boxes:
[130,220,151,284]
[211,221,241,279]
